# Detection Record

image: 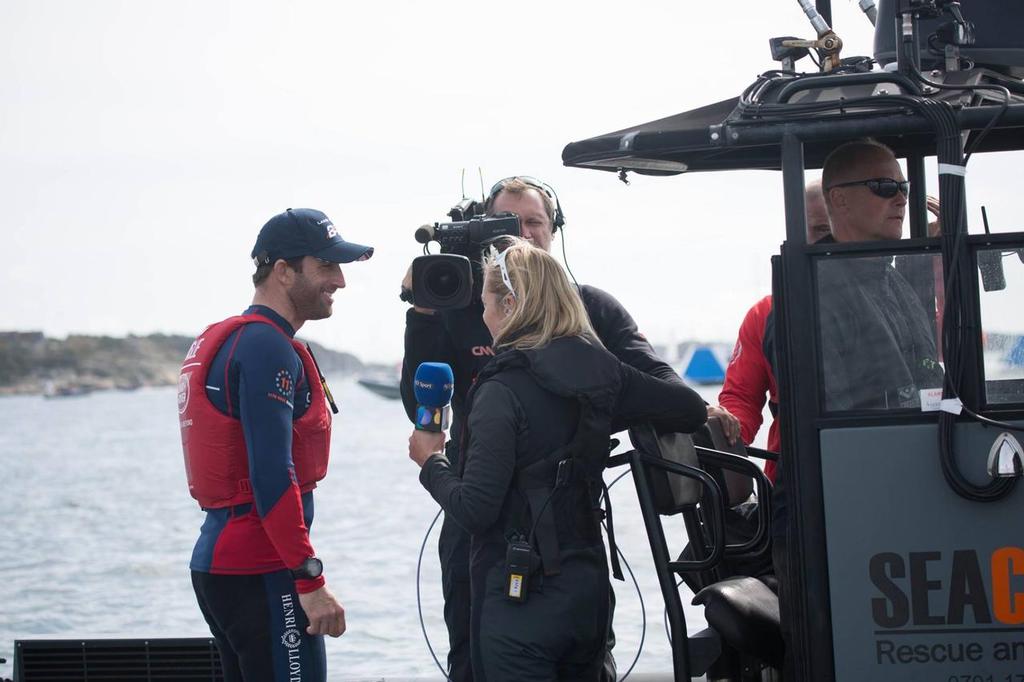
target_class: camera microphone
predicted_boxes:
[415,224,436,244]
[413,362,454,432]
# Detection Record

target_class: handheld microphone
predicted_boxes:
[413,362,454,432]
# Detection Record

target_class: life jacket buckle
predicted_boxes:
[555,458,573,488]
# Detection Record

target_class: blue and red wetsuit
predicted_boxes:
[182,304,330,682]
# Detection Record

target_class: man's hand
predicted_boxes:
[707,404,742,446]
[402,264,436,315]
[298,584,346,638]
[409,429,446,467]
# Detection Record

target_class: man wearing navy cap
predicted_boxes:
[178,208,372,682]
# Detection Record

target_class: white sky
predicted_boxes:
[2,1,1020,363]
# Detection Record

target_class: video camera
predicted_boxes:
[405,199,520,310]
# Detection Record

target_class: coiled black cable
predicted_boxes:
[416,509,451,681]
[901,74,1019,502]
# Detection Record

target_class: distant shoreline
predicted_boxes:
[0,331,369,397]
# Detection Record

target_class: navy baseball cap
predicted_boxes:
[251,208,374,266]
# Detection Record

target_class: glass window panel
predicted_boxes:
[816,252,945,412]
[978,246,1024,405]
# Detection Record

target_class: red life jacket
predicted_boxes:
[178,313,331,508]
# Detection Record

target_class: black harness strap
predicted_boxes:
[600,478,624,581]
[526,491,562,576]
[516,446,569,576]
[466,347,624,581]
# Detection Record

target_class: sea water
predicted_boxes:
[0,379,738,680]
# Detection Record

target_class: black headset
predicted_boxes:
[486,176,566,233]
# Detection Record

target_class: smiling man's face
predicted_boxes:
[287,256,346,322]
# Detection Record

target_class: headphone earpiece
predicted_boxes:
[548,186,565,233]
[529,179,565,233]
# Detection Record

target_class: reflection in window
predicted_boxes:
[978,246,1024,405]
[816,252,945,411]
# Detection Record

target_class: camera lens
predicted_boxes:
[412,253,474,310]
[425,264,461,300]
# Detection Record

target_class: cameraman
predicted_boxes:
[401,176,738,681]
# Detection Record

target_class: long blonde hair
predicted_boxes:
[483,237,599,350]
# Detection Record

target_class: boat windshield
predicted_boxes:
[816,250,945,412]
[978,245,1024,404]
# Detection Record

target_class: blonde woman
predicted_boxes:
[409,238,707,681]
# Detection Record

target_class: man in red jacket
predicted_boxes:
[717,181,830,481]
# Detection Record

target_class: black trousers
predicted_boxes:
[470,545,611,682]
[440,519,619,682]
[191,570,326,682]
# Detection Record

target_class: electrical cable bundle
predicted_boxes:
[901,72,1019,502]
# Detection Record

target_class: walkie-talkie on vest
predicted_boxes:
[504,536,533,603]
[413,362,453,432]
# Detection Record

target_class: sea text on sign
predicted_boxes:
[869,548,1024,670]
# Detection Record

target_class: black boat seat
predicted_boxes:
[705,417,754,506]
[758,572,779,594]
[692,576,784,670]
[619,422,781,678]
[686,627,723,677]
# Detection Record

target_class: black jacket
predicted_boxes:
[402,285,680,466]
[419,336,707,569]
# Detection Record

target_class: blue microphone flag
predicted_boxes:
[414,362,454,407]
[414,362,454,432]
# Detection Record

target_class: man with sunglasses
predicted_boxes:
[761,142,944,679]
[816,139,944,412]
[401,175,739,681]
[180,208,372,682]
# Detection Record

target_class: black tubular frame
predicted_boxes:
[775,71,923,102]
[612,424,776,681]
[775,133,832,681]
[693,445,773,558]
[610,425,727,681]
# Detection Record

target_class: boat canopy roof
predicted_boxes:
[561,79,1024,175]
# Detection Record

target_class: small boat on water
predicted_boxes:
[357,376,401,400]
[42,380,94,399]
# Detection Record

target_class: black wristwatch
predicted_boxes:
[290,557,323,580]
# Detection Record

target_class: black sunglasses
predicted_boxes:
[828,177,910,199]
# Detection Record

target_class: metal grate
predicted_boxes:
[14,638,223,681]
